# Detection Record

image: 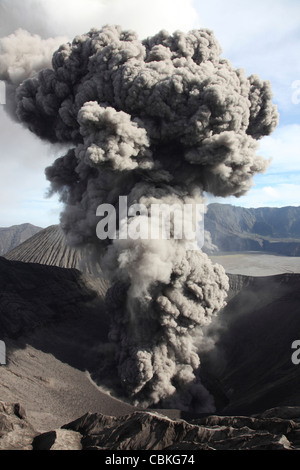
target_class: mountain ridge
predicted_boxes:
[4,203,300,263]
[0,223,42,256]
[2,400,300,450]
[205,204,300,255]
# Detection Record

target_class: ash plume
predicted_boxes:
[11,25,278,408]
[0,28,67,117]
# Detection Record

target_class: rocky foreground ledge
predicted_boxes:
[1,401,300,450]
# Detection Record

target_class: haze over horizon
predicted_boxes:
[0,0,299,228]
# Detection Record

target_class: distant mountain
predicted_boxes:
[0,223,42,256]
[5,225,81,269]
[5,204,300,264]
[204,204,300,255]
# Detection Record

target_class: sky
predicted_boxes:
[0,0,299,227]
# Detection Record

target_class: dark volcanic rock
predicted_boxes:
[0,401,37,450]
[2,402,300,450]
[2,256,300,434]
[32,431,57,450]
[58,409,298,450]
[192,414,297,436]
[0,256,136,431]
[201,272,300,415]
[5,224,109,296]
[0,256,106,339]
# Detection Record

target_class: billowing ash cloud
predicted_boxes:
[12,25,278,408]
[0,28,67,116]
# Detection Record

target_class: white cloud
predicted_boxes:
[0,190,61,228]
[0,0,50,37]
[0,108,63,227]
[42,0,200,39]
[258,124,300,174]
[247,184,300,208]
[194,0,300,61]
[0,0,200,40]
[207,183,300,209]
[262,186,281,200]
